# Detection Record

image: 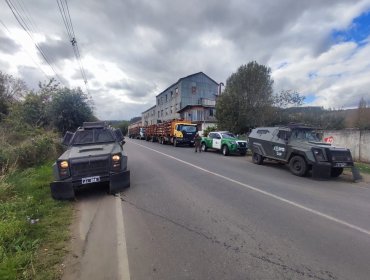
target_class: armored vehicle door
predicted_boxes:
[270,128,290,160]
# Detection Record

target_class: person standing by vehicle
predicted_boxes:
[194,132,201,153]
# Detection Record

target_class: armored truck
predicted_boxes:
[249,124,354,178]
[50,122,130,200]
[201,131,248,156]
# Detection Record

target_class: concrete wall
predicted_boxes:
[323,129,370,163]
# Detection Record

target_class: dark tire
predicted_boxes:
[252,152,263,165]
[331,168,343,178]
[173,138,177,147]
[289,155,308,177]
[201,142,207,152]
[222,145,229,156]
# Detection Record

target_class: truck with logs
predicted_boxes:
[128,123,145,139]
[145,119,197,146]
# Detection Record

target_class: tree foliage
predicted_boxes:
[0,71,27,120]
[110,120,130,135]
[356,97,370,129]
[49,87,95,133]
[216,61,274,133]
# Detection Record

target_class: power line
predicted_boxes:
[5,0,67,87]
[56,0,89,90]
[0,18,51,81]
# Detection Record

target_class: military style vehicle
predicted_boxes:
[249,124,354,178]
[201,131,248,156]
[50,122,130,200]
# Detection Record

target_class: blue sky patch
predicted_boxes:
[332,10,370,45]
[304,94,316,104]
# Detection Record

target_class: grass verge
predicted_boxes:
[0,163,73,280]
[355,162,370,175]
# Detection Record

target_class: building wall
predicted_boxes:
[180,73,218,108]
[142,106,157,126]
[323,129,370,163]
[155,73,218,122]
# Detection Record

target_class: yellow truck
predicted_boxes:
[145,119,197,146]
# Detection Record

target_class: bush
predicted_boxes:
[15,134,58,169]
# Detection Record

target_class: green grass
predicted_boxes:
[355,162,370,175]
[0,163,73,280]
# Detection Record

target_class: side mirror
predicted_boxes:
[62,131,74,146]
[114,129,124,142]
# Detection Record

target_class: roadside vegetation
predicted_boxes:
[355,162,370,175]
[0,71,95,279]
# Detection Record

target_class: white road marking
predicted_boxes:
[116,195,131,280]
[130,140,370,237]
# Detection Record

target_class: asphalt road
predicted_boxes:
[63,139,370,280]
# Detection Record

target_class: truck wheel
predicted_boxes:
[222,145,229,156]
[173,138,177,147]
[331,168,343,177]
[289,155,308,177]
[201,142,207,152]
[252,152,263,165]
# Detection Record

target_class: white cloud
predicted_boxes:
[1,0,370,119]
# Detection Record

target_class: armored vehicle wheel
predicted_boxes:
[289,155,308,177]
[222,145,229,156]
[252,152,263,165]
[331,167,343,177]
[201,142,207,152]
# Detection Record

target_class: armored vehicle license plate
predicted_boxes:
[82,176,100,184]
[334,162,347,167]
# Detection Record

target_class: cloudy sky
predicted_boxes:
[1,0,370,120]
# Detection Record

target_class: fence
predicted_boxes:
[323,129,370,163]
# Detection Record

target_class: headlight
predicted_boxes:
[312,148,326,162]
[112,155,121,162]
[59,161,69,169]
[230,141,237,145]
[58,160,70,179]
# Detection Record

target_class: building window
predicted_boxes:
[171,91,173,99]
[192,86,196,94]
[170,106,173,114]
[175,87,179,95]
[209,108,214,116]
[165,94,168,102]
[161,110,163,117]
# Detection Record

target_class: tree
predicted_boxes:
[0,71,27,120]
[271,90,306,125]
[111,120,130,135]
[356,97,370,129]
[49,87,95,133]
[216,62,274,133]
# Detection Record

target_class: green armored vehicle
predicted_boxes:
[50,122,130,199]
[201,131,248,156]
[249,124,354,178]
